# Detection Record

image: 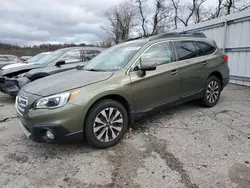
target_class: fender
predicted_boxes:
[29,73,50,81]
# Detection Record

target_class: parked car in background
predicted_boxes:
[2,52,51,70]
[0,55,22,69]
[19,56,32,61]
[0,47,103,96]
[15,32,230,148]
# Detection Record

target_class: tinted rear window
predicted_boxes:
[196,41,216,55]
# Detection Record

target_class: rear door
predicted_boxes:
[129,42,181,112]
[195,40,218,74]
[174,40,208,97]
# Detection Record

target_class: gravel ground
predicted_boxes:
[0,84,250,188]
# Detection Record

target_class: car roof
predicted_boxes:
[56,46,105,52]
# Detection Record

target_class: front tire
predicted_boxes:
[202,76,221,107]
[85,99,128,149]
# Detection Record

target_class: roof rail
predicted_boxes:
[149,31,206,41]
[124,35,153,42]
[124,36,144,42]
[180,31,207,38]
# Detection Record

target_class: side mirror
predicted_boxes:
[55,61,65,67]
[140,64,157,71]
[139,58,156,71]
[135,58,157,77]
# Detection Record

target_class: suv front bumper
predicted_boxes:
[18,120,84,143]
[0,76,30,96]
[16,90,85,143]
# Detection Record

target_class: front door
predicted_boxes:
[129,42,181,113]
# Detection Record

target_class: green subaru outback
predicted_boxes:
[16,32,230,148]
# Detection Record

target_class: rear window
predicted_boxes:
[196,41,216,55]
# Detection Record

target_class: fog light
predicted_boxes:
[46,130,54,140]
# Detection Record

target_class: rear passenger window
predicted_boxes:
[174,41,197,61]
[196,41,216,55]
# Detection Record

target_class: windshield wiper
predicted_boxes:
[84,68,105,72]
[76,65,85,70]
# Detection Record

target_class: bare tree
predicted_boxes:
[102,0,136,43]
[225,0,233,14]
[171,0,207,27]
[171,0,180,29]
[223,0,250,14]
[95,41,112,48]
[216,0,224,17]
[134,0,173,36]
[151,0,173,35]
[193,0,207,23]
[151,0,164,34]
[209,0,250,19]
[135,0,148,36]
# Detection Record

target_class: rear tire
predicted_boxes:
[84,99,128,149]
[202,76,221,107]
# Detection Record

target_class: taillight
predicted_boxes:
[222,54,228,63]
[18,58,24,61]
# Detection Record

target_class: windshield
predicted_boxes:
[26,53,49,64]
[84,41,146,71]
[35,50,66,65]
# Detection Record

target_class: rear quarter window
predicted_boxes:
[196,41,216,55]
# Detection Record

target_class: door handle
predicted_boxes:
[170,69,178,75]
[202,61,208,66]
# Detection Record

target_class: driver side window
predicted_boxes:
[60,50,81,64]
[140,42,173,67]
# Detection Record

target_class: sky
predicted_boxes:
[0,0,218,46]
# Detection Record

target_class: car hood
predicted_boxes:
[2,63,32,70]
[1,63,40,76]
[22,69,114,96]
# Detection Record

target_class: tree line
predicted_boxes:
[0,41,112,57]
[0,43,90,56]
[102,0,250,43]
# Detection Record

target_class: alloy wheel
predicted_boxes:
[93,108,124,142]
[206,80,219,103]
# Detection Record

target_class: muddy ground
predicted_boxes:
[0,84,250,188]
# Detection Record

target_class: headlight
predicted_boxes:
[34,90,80,109]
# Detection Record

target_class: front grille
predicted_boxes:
[16,95,28,115]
